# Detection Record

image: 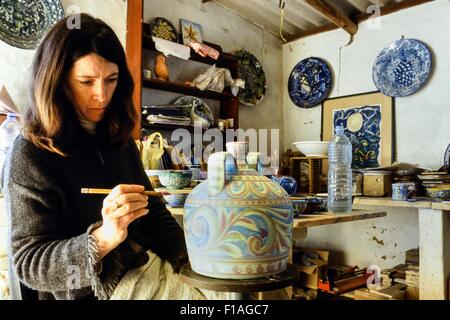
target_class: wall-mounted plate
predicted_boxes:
[288,57,332,108]
[145,17,178,43]
[233,50,266,107]
[373,38,432,97]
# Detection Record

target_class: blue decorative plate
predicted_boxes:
[0,0,64,50]
[288,57,332,108]
[372,39,432,97]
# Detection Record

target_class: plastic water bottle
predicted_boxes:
[0,113,21,171]
[327,125,353,214]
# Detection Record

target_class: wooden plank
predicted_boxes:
[286,23,337,42]
[356,0,434,23]
[294,210,386,228]
[288,0,434,42]
[431,202,450,211]
[142,78,234,100]
[125,0,143,140]
[303,0,358,35]
[354,197,432,209]
[169,207,386,228]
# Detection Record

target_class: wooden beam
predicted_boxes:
[287,0,434,42]
[125,0,143,140]
[302,0,358,35]
[356,0,434,23]
[286,23,337,43]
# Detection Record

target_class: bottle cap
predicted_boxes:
[335,125,344,134]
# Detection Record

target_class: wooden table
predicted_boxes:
[168,207,387,234]
[354,197,450,300]
[291,210,387,240]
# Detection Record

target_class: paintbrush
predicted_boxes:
[81,188,166,196]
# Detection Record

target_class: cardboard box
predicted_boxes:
[293,248,329,289]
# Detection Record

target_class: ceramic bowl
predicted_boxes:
[392,182,418,200]
[145,169,166,188]
[162,193,188,207]
[293,141,329,156]
[158,170,193,189]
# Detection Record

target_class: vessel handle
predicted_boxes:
[207,152,235,196]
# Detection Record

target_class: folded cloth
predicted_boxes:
[110,250,224,300]
[153,36,191,60]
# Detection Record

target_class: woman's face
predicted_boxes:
[66,53,119,122]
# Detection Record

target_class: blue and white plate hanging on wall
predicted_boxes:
[372,38,432,97]
[288,57,332,108]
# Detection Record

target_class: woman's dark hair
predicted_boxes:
[24,13,136,155]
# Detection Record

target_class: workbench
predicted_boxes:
[354,197,450,300]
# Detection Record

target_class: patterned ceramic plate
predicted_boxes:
[233,50,266,106]
[0,0,64,50]
[373,38,432,97]
[145,17,178,43]
[174,96,214,128]
[288,57,332,108]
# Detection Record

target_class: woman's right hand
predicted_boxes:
[91,184,149,259]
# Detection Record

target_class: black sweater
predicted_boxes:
[2,128,187,299]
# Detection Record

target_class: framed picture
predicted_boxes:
[322,91,394,169]
[180,19,203,45]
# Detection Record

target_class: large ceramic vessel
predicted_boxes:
[184,151,294,279]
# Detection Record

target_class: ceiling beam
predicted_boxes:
[288,0,434,43]
[356,0,434,22]
[302,0,358,35]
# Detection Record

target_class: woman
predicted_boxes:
[1,14,188,300]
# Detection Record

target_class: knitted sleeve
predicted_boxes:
[2,138,123,299]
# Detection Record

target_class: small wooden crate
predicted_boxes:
[290,156,328,194]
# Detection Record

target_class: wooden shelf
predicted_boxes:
[142,25,237,69]
[142,122,223,134]
[293,210,387,228]
[125,2,239,138]
[142,78,235,101]
[167,206,387,229]
[354,196,450,210]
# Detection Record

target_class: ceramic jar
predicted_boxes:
[271,174,298,197]
[184,151,294,279]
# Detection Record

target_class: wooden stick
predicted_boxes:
[81,188,164,196]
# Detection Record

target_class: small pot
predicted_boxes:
[392,182,418,200]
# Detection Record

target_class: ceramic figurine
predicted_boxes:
[154,53,169,81]
[184,144,294,279]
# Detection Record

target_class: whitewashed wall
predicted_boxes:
[0,0,127,113]
[284,1,450,268]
